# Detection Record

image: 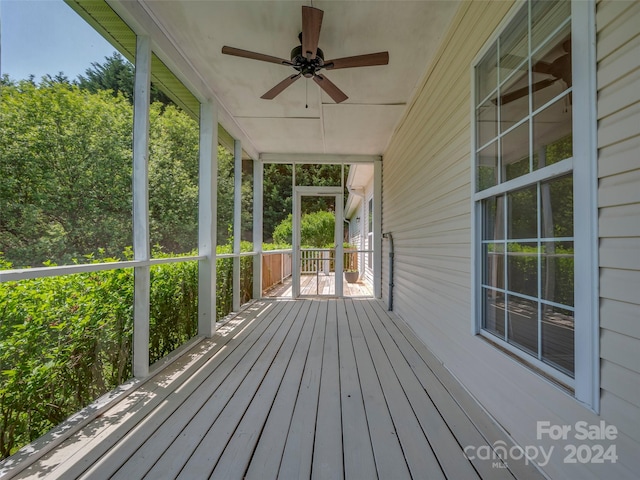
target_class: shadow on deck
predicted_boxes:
[2,299,544,479]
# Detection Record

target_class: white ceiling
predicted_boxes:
[138,0,460,159]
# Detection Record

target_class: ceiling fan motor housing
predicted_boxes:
[290,45,325,77]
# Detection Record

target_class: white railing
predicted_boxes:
[300,248,334,274]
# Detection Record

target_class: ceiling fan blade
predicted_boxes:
[313,74,348,103]
[531,60,553,75]
[302,6,323,60]
[261,74,302,100]
[498,77,557,105]
[222,46,291,66]
[325,52,389,70]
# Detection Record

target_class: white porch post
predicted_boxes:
[132,35,151,378]
[292,166,299,298]
[198,101,218,337]
[335,193,344,297]
[373,158,382,298]
[253,159,263,299]
[232,139,242,311]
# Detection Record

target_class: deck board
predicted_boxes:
[347,300,413,480]
[312,298,344,480]
[84,301,291,479]
[278,301,328,480]
[337,300,378,479]
[354,299,446,480]
[361,299,481,480]
[244,300,320,480]
[6,299,545,480]
[211,301,314,479]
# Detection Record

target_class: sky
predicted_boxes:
[0,0,117,81]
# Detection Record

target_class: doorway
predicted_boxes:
[292,187,343,298]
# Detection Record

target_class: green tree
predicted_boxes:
[262,163,347,242]
[273,211,336,247]
[75,52,172,106]
[0,80,133,267]
[76,53,135,101]
[148,103,200,253]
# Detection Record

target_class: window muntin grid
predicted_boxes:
[475,1,574,379]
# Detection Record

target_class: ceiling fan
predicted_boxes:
[499,39,571,105]
[221,5,389,103]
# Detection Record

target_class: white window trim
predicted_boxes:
[470,0,599,412]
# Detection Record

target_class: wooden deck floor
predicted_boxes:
[265,273,373,297]
[6,299,543,480]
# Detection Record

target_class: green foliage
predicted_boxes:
[215,148,254,246]
[75,52,172,106]
[0,80,133,267]
[0,241,265,459]
[215,241,254,320]
[262,163,348,242]
[505,243,574,307]
[148,104,200,254]
[272,211,336,247]
[0,257,133,458]
[75,53,134,102]
[149,256,199,363]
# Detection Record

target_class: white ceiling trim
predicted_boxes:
[260,153,380,164]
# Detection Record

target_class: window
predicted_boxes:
[473,0,597,405]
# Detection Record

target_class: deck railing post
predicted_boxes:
[132,35,151,378]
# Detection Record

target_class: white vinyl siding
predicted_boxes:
[382,0,639,477]
[596,0,640,443]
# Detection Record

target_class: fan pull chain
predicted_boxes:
[305,80,308,109]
